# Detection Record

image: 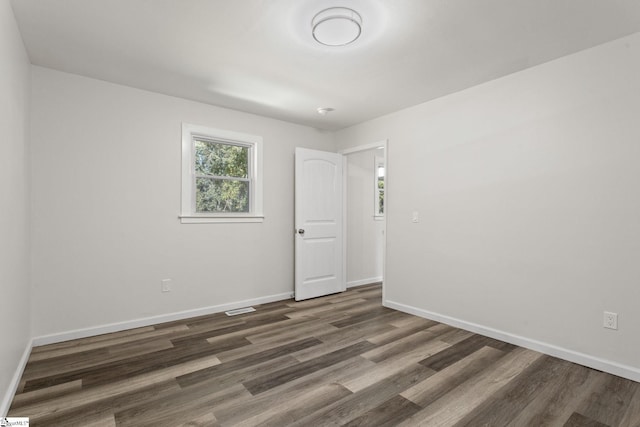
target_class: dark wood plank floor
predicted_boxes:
[9,283,640,426]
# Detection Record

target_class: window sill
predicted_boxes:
[179,215,264,224]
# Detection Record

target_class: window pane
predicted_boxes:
[378,175,384,215]
[196,177,249,213]
[194,140,248,178]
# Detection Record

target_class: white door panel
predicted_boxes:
[295,148,344,301]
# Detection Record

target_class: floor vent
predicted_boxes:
[225,307,256,316]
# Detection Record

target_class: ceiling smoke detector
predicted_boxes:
[317,107,335,116]
[312,7,362,46]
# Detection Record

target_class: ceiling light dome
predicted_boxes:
[312,7,362,46]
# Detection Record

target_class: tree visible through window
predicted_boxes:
[194,139,250,213]
[375,158,385,216]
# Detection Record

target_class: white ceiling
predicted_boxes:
[10,0,640,130]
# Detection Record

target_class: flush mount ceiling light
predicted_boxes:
[312,7,362,46]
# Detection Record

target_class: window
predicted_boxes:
[181,123,263,223]
[375,157,385,217]
[375,156,384,218]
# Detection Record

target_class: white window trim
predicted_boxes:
[180,123,264,224]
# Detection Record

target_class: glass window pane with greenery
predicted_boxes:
[194,139,251,213]
[375,159,385,216]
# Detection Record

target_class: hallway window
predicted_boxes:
[375,156,384,217]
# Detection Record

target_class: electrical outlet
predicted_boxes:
[161,279,172,293]
[603,311,618,330]
[412,211,419,223]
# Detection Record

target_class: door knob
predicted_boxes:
[298,229,305,235]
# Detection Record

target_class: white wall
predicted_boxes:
[30,67,334,337]
[0,0,31,415]
[336,33,640,376]
[346,149,384,286]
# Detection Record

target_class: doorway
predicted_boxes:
[341,141,387,299]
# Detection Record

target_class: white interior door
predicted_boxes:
[295,147,344,301]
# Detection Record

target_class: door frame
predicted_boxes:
[339,140,388,302]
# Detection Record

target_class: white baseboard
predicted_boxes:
[384,299,640,383]
[33,292,294,347]
[347,277,383,289]
[1,339,33,417]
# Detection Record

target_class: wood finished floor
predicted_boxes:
[9,283,640,426]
